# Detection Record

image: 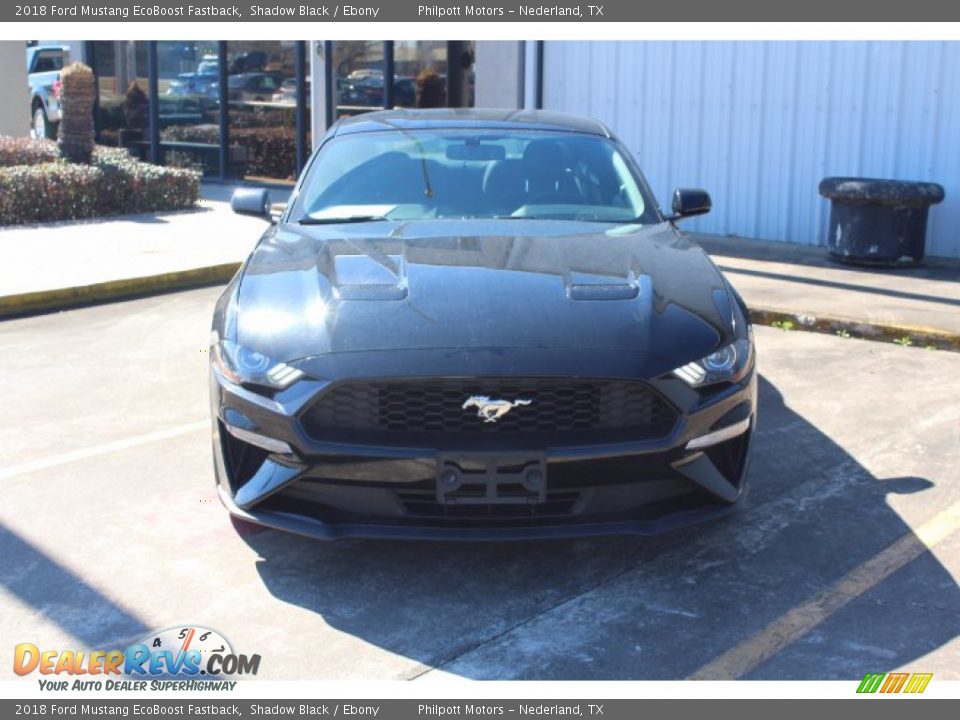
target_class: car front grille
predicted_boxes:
[300,378,677,447]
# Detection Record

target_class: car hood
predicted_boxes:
[234,219,734,375]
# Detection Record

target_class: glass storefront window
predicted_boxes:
[156,41,221,176]
[333,41,385,118]
[226,41,299,182]
[331,42,474,115]
[452,41,476,108]
[91,41,149,149]
[393,41,447,108]
[88,40,473,182]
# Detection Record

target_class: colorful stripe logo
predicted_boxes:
[857,672,933,694]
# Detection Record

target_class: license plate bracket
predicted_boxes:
[435,452,547,505]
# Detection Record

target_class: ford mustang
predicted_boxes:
[210,109,756,540]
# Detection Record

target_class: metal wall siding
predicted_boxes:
[542,41,960,258]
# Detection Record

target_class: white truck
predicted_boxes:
[27,44,69,139]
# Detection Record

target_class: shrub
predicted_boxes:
[160,124,220,144]
[416,69,445,108]
[0,143,200,226]
[162,124,300,180]
[123,81,149,131]
[58,62,97,164]
[0,137,59,167]
[0,163,101,224]
[231,126,298,180]
[96,96,128,134]
[93,147,201,214]
[230,106,296,129]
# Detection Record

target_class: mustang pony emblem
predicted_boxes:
[462,396,532,423]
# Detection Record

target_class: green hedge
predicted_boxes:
[0,137,60,167]
[162,124,300,180]
[0,141,201,225]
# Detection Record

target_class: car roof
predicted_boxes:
[332,108,612,138]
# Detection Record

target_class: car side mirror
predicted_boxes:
[231,188,271,220]
[670,188,712,220]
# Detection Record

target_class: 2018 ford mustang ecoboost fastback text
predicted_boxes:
[210,109,757,540]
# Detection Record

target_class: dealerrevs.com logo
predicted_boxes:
[14,626,261,691]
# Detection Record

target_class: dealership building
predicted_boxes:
[34,40,960,258]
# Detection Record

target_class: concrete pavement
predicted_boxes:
[1,288,958,681]
[0,195,266,314]
[698,234,960,346]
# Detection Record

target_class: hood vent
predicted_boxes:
[566,270,640,301]
[332,253,406,301]
[568,284,639,301]
[336,284,408,301]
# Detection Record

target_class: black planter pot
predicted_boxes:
[818,177,945,266]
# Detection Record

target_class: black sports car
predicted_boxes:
[211,109,756,540]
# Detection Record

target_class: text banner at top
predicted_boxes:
[5,0,960,22]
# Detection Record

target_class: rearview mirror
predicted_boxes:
[670,188,712,220]
[446,143,506,162]
[231,188,271,219]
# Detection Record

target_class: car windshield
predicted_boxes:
[33,51,66,73]
[292,129,658,224]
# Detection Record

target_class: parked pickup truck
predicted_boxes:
[27,45,69,139]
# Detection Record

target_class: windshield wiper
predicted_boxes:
[298,215,390,225]
[375,117,434,199]
[492,215,645,224]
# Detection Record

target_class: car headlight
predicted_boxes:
[672,338,752,387]
[211,340,304,389]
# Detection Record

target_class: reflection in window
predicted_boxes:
[333,41,385,118]
[225,41,300,181]
[394,41,447,108]
[91,41,149,149]
[156,41,221,176]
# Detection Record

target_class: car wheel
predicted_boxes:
[32,106,57,140]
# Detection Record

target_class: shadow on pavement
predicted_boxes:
[0,525,151,649]
[695,234,960,284]
[235,375,960,679]
[716,263,960,308]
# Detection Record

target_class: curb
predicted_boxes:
[748,308,960,352]
[0,262,241,319]
[2,265,958,353]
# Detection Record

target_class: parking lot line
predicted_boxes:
[0,420,208,482]
[688,500,960,680]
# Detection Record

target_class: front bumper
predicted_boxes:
[210,363,757,541]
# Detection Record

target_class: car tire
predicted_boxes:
[32,106,57,140]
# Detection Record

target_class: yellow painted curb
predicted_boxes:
[749,307,960,351]
[0,262,241,318]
